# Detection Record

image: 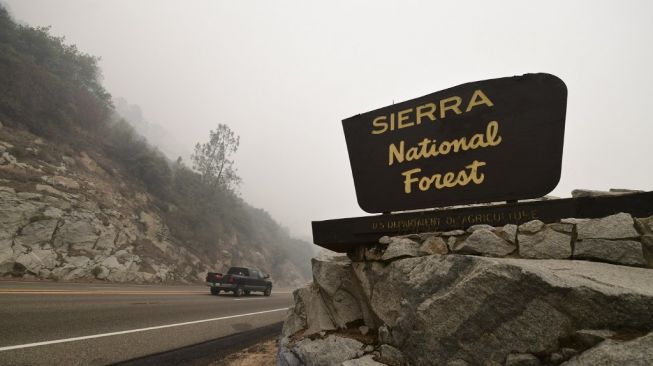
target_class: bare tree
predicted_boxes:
[191,124,241,191]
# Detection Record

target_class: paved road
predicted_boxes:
[0,281,294,365]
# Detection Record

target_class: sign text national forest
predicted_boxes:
[342,73,568,213]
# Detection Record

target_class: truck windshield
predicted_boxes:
[227,267,249,276]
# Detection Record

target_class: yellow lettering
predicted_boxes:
[416,103,436,124]
[371,91,495,135]
[385,121,502,165]
[434,174,446,189]
[406,146,420,161]
[420,175,437,191]
[456,168,471,186]
[486,120,502,146]
[438,140,452,155]
[465,89,494,112]
[442,172,456,187]
[418,138,433,158]
[371,116,388,135]
[397,108,414,129]
[468,133,484,149]
[440,96,462,118]
[450,137,466,152]
[388,141,405,166]
[401,160,487,193]
[402,168,421,194]
[467,160,486,184]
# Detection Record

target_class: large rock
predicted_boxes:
[94,226,117,251]
[453,229,516,257]
[106,261,139,282]
[381,238,420,261]
[15,249,58,273]
[342,355,387,366]
[64,255,91,268]
[519,220,545,234]
[574,213,639,240]
[571,329,615,349]
[561,331,653,365]
[277,338,302,366]
[312,256,377,329]
[351,255,653,365]
[54,220,99,252]
[466,224,495,233]
[281,334,366,366]
[518,226,572,259]
[101,256,123,270]
[282,283,336,337]
[498,224,518,244]
[14,219,59,248]
[574,239,646,267]
[419,236,448,255]
[635,215,653,234]
[0,197,43,240]
[352,261,405,329]
[377,344,405,365]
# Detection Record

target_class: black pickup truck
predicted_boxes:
[206,267,272,297]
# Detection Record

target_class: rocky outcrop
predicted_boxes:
[0,128,310,285]
[279,213,653,365]
[0,184,199,282]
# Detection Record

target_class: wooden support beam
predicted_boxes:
[312,191,653,252]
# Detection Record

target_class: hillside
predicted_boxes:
[112,97,191,162]
[0,6,313,286]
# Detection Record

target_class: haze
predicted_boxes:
[4,0,653,238]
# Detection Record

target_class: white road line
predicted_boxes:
[0,307,289,352]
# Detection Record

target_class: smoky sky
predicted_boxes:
[5,0,653,238]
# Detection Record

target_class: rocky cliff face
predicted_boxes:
[278,212,653,365]
[0,125,309,286]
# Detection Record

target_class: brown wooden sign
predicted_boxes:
[343,73,568,213]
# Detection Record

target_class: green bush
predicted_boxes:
[91,266,103,278]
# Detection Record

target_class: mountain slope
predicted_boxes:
[0,5,313,286]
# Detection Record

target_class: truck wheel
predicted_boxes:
[234,286,243,297]
[244,290,251,296]
[210,288,220,295]
[264,286,271,296]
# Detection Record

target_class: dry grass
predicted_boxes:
[209,338,277,366]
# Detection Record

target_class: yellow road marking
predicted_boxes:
[0,290,207,295]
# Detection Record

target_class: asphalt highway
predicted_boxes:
[0,281,294,365]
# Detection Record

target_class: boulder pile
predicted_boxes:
[278,212,653,365]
